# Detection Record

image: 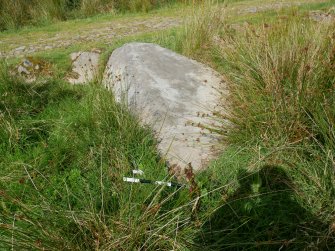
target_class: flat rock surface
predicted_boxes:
[67,52,100,84]
[103,43,228,171]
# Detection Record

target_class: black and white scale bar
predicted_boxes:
[123,177,184,188]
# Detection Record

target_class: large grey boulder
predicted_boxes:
[103,43,228,171]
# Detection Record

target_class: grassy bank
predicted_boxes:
[189,3,335,250]
[158,1,335,249]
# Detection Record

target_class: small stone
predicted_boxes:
[15,46,26,52]
[44,45,53,50]
[92,48,102,54]
[18,65,30,75]
[23,59,33,68]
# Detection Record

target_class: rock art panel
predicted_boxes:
[103,43,228,171]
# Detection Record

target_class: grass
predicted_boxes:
[194,2,335,250]
[1,0,335,250]
[160,1,335,249]
[217,14,334,145]
[0,66,197,250]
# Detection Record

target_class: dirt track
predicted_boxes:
[0,16,181,58]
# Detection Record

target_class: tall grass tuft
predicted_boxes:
[178,1,224,57]
[205,11,335,250]
[157,4,335,249]
[217,15,335,148]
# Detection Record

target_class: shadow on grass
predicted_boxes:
[196,165,334,250]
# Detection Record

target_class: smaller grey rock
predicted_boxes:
[67,51,100,84]
[18,65,30,75]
